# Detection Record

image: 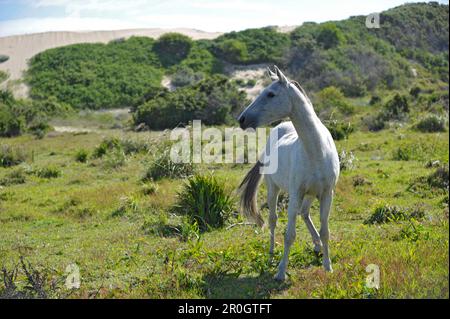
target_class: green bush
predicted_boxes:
[315,86,354,116]
[212,27,290,64]
[0,145,26,167]
[103,150,126,169]
[0,106,24,137]
[36,166,61,178]
[0,54,9,63]
[142,148,194,181]
[427,164,449,190]
[141,182,158,195]
[92,137,149,158]
[364,204,408,224]
[0,70,8,83]
[153,33,193,67]
[172,175,233,231]
[92,137,121,158]
[170,66,204,88]
[27,37,163,109]
[316,23,345,49]
[215,39,249,64]
[369,95,382,105]
[75,149,89,163]
[0,168,27,186]
[410,86,421,98]
[365,94,410,131]
[246,79,257,87]
[364,113,386,132]
[133,75,248,129]
[415,115,446,132]
[326,120,354,140]
[382,94,409,120]
[392,146,412,161]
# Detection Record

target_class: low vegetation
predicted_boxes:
[172,174,234,231]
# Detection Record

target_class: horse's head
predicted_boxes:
[237,65,293,130]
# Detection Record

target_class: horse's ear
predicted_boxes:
[274,65,288,85]
[267,67,278,81]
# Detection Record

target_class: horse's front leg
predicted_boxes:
[274,193,300,281]
[320,190,334,272]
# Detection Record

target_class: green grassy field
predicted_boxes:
[0,109,448,299]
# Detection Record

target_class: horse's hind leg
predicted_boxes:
[299,196,322,254]
[266,179,280,256]
[319,190,334,272]
[274,192,300,281]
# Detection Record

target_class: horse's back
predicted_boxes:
[263,121,339,195]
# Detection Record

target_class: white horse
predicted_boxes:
[237,66,340,281]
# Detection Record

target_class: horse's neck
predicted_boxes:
[288,84,326,159]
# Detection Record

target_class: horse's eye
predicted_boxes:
[267,92,275,98]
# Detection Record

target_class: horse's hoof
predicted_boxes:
[314,247,323,257]
[274,272,285,281]
[323,263,333,273]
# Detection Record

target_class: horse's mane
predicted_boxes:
[290,80,312,105]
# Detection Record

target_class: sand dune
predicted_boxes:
[0,26,296,98]
[0,28,223,97]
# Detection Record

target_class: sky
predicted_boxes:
[0,0,448,37]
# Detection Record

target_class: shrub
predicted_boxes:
[153,33,193,67]
[246,79,257,87]
[75,149,89,163]
[0,168,27,186]
[0,70,8,83]
[213,26,290,64]
[339,150,356,171]
[364,204,409,224]
[415,115,446,132]
[383,94,409,120]
[0,106,25,137]
[369,95,381,105]
[315,86,354,116]
[364,113,386,132]
[172,175,233,231]
[215,39,249,64]
[427,164,449,190]
[0,55,9,63]
[133,75,248,129]
[141,182,158,195]
[28,120,51,139]
[171,66,204,88]
[111,195,140,217]
[119,138,150,155]
[142,148,194,181]
[92,137,121,158]
[36,166,61,178]
[392,146,412,161]
[27,38,163,109]
[326,120,354,140]
[394,219,429,242]
[0,145,26,167]
[103,150,126,169]
[410,86,421,98]
[316,23,345,49]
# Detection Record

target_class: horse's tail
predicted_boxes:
[238,161,264,227]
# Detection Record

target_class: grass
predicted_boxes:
[0,113,448,299]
